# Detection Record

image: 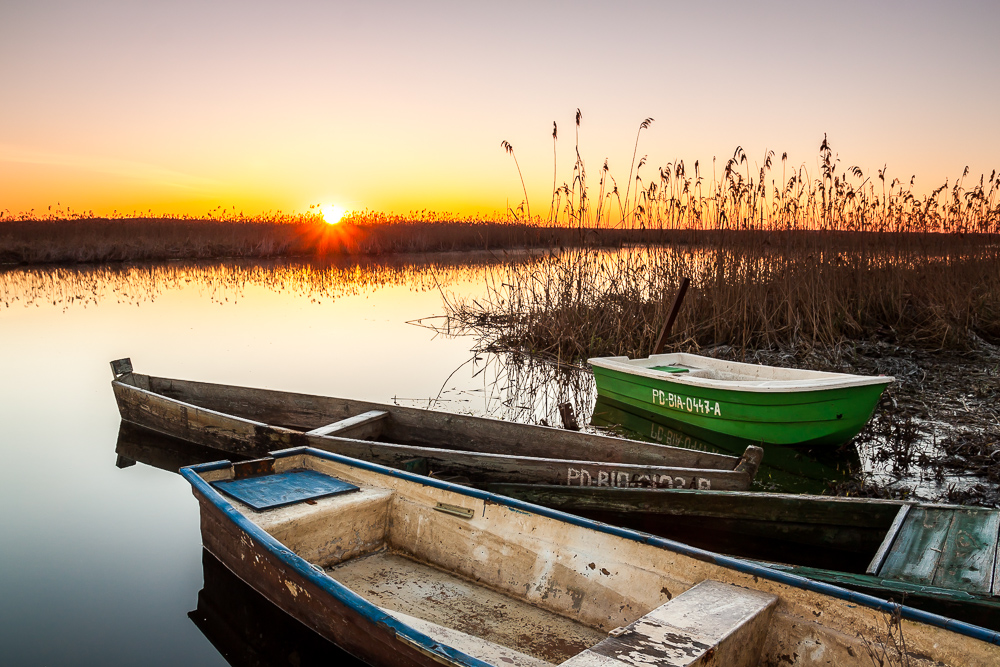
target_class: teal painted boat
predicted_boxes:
[588,353,893,447]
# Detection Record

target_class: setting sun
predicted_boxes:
[321,204,345,225]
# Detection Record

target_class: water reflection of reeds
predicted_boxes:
[0,252,539,313]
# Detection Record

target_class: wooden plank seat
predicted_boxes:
[561,580,777,667]
[306,410,389,439]
[873,506,1000,596]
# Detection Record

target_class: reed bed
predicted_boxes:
[522,127,1000,234]
[447,232,1000,358]
[0,209,569,265]
[0,210,790,266]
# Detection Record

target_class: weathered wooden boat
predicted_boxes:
[481,484,1000,631]
[590,396,854,494]
[182,447,1000,667]
[191,548,362,667]
[589,352,893,447]
[110,358,762,491]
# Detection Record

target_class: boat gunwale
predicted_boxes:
[589,354,895,393]
[181,446,1000,649]
[477,485,982,513]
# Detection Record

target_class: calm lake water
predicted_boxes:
[1,254,543,666]
[0,251,963,665]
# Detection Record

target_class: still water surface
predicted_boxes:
[1,254,556,666]
[0,251,943,665]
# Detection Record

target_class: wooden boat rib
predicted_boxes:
[182,447,1000,667]
[110,358,762,491]
[482,484,1000,631]
[589,353,894,447]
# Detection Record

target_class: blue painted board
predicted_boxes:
[211,469,359,510]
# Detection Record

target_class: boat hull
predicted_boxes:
[193,489,446,667]
[590,397,855,494]
[190,548,363,667]
[181,448,1000,666]
[110,364,761,491]
[481,484,1000,631]
[591,363,887,447]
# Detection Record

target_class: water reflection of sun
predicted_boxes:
[321,204,344,225]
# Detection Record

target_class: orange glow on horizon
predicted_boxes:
[321,204,345,225]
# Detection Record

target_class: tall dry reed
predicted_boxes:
[448,232,1000,358]
[529,119,999,234]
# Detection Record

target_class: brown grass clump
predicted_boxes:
[858,604,911,667]
[447,231,1000,358]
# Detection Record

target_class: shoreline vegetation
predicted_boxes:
[5,127,996,503]
[445,234,1000,356]
[5,133,998,399]
[4,129,998,358]
[3,133,999,265]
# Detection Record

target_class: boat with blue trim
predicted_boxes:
[479,484,1000,632]
[181,447,1000,667]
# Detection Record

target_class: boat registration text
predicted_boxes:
[652,389,721,416]
[567,467,711,489]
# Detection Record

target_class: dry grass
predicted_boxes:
[534,127,1000,234]
[5,123,999,361]
[5,130,997,265]
[0,209,566,265]
[447,232,1000,358]
[0,208,794,266]
[451,121,1000,358]
[858,604,911,667]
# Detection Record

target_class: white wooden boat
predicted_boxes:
[182,447,1000,667]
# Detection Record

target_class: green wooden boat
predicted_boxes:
[482,484,1000,631]
[589,352,893,447]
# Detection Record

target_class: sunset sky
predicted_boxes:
[2,0,998,219]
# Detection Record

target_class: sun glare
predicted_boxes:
[321,204,344,225]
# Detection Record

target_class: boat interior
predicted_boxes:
[610,353,855,384]
[569,502,895,573]
[197,453,784,667]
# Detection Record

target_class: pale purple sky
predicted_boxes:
[2,0,997,216]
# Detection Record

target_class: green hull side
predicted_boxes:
[590,397,853,493]
[592,366,887,447]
